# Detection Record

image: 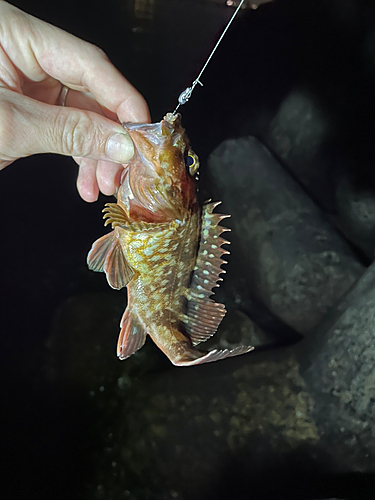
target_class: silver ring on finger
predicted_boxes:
[58,85,69,107]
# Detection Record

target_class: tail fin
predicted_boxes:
[170,344,254,367]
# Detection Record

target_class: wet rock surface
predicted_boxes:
[45,276,375,499]
[265,88,334,211]
[44,291,320,499]
[206,137,364,336]
[299,262,375,471]
[91,354,318,500]
[334,169,375,258]
[212,309,275,349]
[264,87,375,260]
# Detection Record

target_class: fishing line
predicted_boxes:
[173,0,245,115]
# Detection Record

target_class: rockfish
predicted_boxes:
[87,113,253,366]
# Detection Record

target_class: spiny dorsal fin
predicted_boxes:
[117,306,147,360]
[184,201,231,345]
[87,229,134,289]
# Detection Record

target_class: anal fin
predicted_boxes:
[117,307,147,360]
[87,229,134,289]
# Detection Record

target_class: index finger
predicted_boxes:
[2,3,150,123]
[56,47,150,124]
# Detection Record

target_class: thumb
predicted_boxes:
[0,89,134,164]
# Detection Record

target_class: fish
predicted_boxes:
[87,113,254,366]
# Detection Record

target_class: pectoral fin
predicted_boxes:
[103,203,130,228]
[103,202,179,232]
[117,307,147,360]
[87,229,134,289]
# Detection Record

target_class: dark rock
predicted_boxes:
[46,289,375,499]
[333,169,375,258]
[264,87,375,259]
[265,88,334,212]
[45,293,322,499]
[207,137,364,335]
[299,261,375,471]
[46,291,166,390]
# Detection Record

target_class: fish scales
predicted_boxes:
[87,113,254,366]
[121,214,199,325]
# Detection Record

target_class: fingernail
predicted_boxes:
[106,132,134,163]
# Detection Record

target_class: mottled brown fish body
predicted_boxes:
[87,114,254,366]
[119,211,201,364]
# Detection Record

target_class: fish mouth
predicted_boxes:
[121,113,184,147]
[122,115,186,161]
[120,114,189,189]
[122,113,180,134]
[161,112,181,132]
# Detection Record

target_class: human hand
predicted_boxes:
[0,1,150,201]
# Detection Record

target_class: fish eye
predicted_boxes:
[185,150,199,176]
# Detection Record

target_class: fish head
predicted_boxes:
[118,113,199,222]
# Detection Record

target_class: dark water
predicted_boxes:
[2,1,375,499]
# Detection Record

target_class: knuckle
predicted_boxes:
[89,43,108,61]
[53,109,98,157]
[84,42,109,66]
